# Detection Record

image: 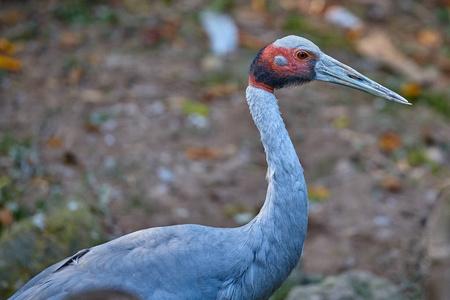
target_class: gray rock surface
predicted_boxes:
[287,270,403,300]
[425,185,450,300]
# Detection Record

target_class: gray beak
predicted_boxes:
[314,53,411,105]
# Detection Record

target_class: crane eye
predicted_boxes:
[295,51,309,60]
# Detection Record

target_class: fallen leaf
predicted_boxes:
[84,122,100,133]
[46,137,62,148]
[417,29,442,49]
[251,0,266,12]
[345,26,366,42]
[355,30,437,84]
[142,19,181,45]
[332,116,351,129]
[400,82,421,98]
[202,83,238,102]
[422,125,435,145]
[59,32,83,49]
[0,54,21,71]
[239,32,268,50]
[160,18,181,41]
[81,89,104,103]
[0,10,24,25]
[0,38,16,55]
[308,186,331,201]
[396,159,410,173]
[185,147,221,160]
[279,0,298,10]
[378,132,402,152]
[89,52,102,66]
[68,67,83,85]
[0,208,14,227]
[32,177,50,192]
[382,176,402,193]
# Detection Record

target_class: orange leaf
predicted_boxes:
[400,82,421,98]
[185,147,221,160]
[381,176,402,193]
[417,29,442,49]
[0,38,16,55]
[239,32,268,50]
[59,32,83,49]
[202,83,238,102]
[0,208,14,227]
[0,10,24,25]
[379,132,402,152]
[308,186,331,201]
[46,138,62,148]
[0,54,21,71]
[68,67,83,85]
[251,0,266,12]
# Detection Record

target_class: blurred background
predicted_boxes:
[0,0,449,299]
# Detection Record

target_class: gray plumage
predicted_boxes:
[9,35,409,300]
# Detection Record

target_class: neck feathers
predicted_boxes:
[246,86,307,228]
[241,85,309,297]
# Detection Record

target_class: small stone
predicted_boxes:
[157,167,175,183]
[287,270,402,300]
[151,101,165,115]
[32,213,45,230]
[81,89,104,103]
[187,115,209,129]
[102,119,118,131]
[67,201,79,211]
[341,256,356,269]
[104,134,116,146]
[104,156,116,169]
[373,215,391,227]
[201,55,224,72]
[426,147,445,164]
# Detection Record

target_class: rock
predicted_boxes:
[286,270,403,300]
[200,10,238,56]
[425,185,450,300]
[0,203,107,298]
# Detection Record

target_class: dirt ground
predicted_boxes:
[1,0,450,299]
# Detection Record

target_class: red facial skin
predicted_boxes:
[249,44,318,93]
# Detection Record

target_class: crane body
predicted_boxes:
[9,35,409,300]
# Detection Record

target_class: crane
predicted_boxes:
[9,35,409,300]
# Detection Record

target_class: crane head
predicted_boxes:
[249,35,410,105]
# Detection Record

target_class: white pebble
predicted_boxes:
[32,213,46,230]
[373,215,391,227]
[104,134,116,146]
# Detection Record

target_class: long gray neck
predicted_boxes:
[243,86,309,296]
[246,86,308,224]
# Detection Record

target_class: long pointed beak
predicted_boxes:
[314,53,411,105]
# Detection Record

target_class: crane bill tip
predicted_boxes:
[388,95,411,106]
